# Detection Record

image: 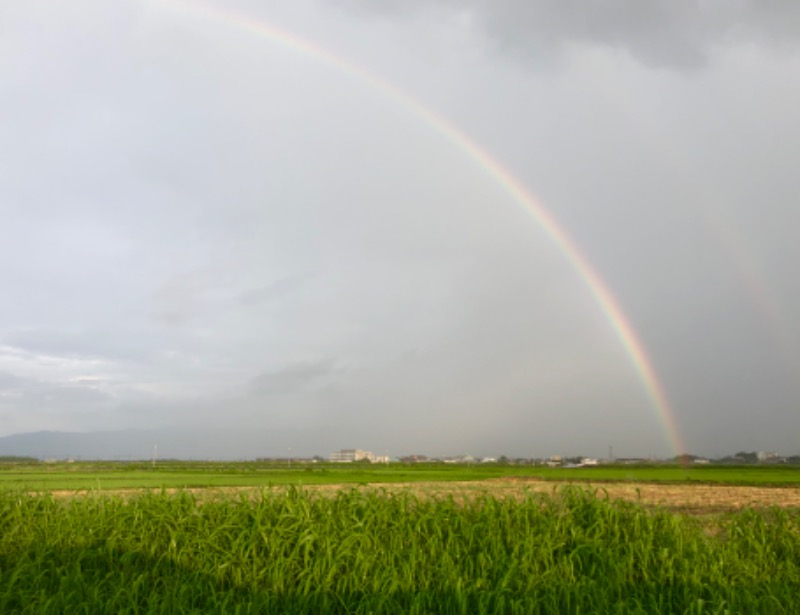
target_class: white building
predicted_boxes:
[329,449,375,463]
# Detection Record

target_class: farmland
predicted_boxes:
[1,462,799,612]
[2,459,800,492]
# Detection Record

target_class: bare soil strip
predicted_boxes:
[43,478,800,514]
[477,478,800,514]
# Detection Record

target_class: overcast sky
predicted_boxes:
[2,0,800,459]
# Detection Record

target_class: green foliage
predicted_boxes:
[0,487,798,612]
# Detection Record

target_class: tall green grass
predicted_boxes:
[0,487,797,613]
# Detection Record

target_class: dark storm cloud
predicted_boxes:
[480,0,800,68]
[340,0,800,68]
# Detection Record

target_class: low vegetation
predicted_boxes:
[2,460,800,491]
[1,486,799,613]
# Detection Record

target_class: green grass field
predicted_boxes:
[2,463,800,612]
[0,460,798,491]
[1,486,799,613]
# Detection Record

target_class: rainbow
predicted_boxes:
[155,0,685,456]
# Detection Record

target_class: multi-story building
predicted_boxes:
[329,449,374,463]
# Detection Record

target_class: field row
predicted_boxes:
[43,478,800,516]
[1,461,800,491]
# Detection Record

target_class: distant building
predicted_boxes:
[546,455,562,467]
[329,449,375,463]
[439,455,476,464]
[399,455,428,463]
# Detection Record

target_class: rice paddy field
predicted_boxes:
[3,460,800,492]
[1,462,799,613]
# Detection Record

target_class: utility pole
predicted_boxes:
[609,445,613,463]
[152,444,157,469]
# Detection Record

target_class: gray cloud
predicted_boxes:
[340,0,800,68]
[0,370,115,435]
[0,371,112,404]
[3,328,145,362]
[0,0,798,458]
[239,273,313,307]
[249,358,340,396]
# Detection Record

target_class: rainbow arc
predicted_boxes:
[155,0,685,456]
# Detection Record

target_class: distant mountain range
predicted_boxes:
[0,428,334,461]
